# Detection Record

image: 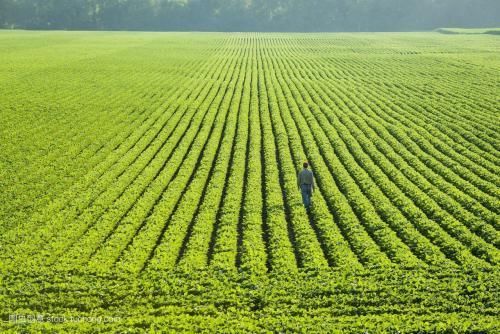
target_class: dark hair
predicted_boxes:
[303,162,309,168]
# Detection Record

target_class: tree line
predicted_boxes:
[1,0,499,32]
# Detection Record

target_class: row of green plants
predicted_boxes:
[2,266,498,332]
[113,45,246,274]
[148,45,251,272]
[3,33,497,276]
[2,39,236,272]
[316,44,500,175]
[267,36,497,268]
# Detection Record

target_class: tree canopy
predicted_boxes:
[1,0,499,32]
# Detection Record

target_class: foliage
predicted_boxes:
[0,30,499,332]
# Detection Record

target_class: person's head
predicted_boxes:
[303,162,309,169]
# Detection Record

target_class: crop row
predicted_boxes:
[5,34,498,274]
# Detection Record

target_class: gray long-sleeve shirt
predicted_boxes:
[297,168,315,191]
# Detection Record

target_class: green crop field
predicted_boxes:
[0,31,499,333]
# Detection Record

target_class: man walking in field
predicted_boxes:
[297,162,315,209]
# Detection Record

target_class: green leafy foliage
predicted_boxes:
[0,31,498,332]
